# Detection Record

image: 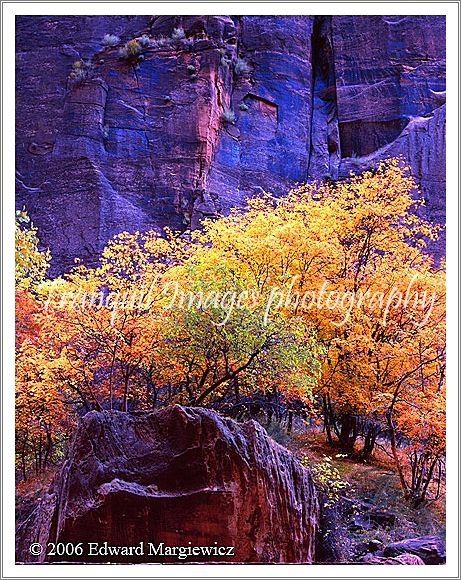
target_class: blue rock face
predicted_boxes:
[15,15,446,272]
[333,16,446,258]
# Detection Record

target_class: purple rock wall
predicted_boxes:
[15,15,446,272]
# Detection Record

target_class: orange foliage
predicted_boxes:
[15,160,445,500]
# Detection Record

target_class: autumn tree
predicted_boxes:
[157,257,322,408]
[35,228,322,415]
[15,160,446,500]
[15,209,65,478]
[15,208,50,290]
[187,159,445,495]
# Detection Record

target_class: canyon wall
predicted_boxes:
[15,15,446,272]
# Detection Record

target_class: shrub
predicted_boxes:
[239,102,249,111]
[126,39,142,57]
[221,55,232,67]
[101,34,120,47]
[138,34,150,48]
[301,455,350,508]
[69,60,95,84]
[150,36,171,49]
[221,107,236,124]
[171,27,186,41]
[119,39,142,60]
[234,57,251,76]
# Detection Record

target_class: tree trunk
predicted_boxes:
[338,414,357,453]
[322,396,333,444]
[386,408,409,497]
[43,427,53,468]
[360,424,377,460]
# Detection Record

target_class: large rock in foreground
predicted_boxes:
[16,406,319,563]
[383,536,446,565]
[362,553,425,565]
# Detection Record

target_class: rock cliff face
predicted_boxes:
[16,406,319,563]
[15,16,446,272]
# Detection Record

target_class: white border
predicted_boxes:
[2,2,459,578]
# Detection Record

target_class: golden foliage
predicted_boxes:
[15,160,446,492]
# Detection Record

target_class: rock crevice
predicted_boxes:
[308,15,340,180]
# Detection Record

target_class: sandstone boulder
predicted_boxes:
[362,552,425,565]
[383,535,446,565]
[16,406,319,563]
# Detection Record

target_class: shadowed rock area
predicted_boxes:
[16,15,446,272]
[16,406,319,563]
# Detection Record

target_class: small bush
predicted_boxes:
[138,34,150,48]
[171,27,186,41]
[221,55,232,67]
[150,36,171,49]
[301,455,351,508]
[239,102,249,111]
[101,34,120,47]
[187,64,197,74]
[126,39,142,57]
[71,69,87,83]
[221,107,236,124]
[234,57,251,76]
[119,39,142,60]
[69,60,95,84]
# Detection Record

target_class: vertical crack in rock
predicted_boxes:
[308,16,340,180]
[190,36,235,227]
[195,64,223,199]
[133,65,156,179]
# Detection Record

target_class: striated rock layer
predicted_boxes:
[16,406,319,563]
[15,16,446,272]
